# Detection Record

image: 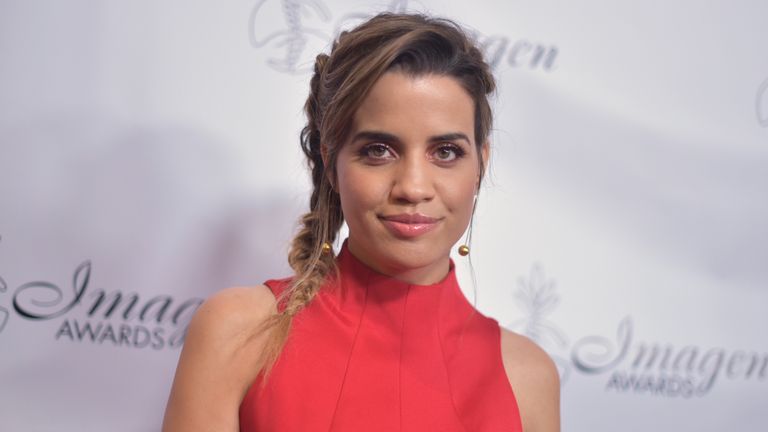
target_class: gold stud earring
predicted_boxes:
[321,242,332,254]
[458,245,470,256]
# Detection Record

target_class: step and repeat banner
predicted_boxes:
[1,0,766,430]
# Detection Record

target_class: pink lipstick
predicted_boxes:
[379,213,441,238]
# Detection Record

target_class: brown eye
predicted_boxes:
[361,143,394,160]
[433,144,465,162]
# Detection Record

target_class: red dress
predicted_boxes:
[239,243,522,431]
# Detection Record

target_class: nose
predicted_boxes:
[390,156,435,204]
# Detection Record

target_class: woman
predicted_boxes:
[163,12,560,432]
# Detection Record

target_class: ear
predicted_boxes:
[320,143,329,167]
[481,140,490,173]
[320,143,335,189]
[478,140,490,188]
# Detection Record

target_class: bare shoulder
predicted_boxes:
[499,327,559,381]
[162,285,278,432]
[182,285,278,358]
[500,327,561,432]
[194,285,278,339]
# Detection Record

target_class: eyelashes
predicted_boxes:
[433,144,466,162]
[359,143,394,160]
[357,143,467,164]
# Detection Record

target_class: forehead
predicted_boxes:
[351,72,475,142]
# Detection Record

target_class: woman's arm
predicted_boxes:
[500,328,561,432]
[162,285,277,432]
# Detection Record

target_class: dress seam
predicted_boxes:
[398,284,411,432]
[327,270,371,432]
[436,286,470,432]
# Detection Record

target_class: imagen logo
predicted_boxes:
[0,235,203,350]
[572,317,767,397]
[248,0,559,74]
[510,262,768,398]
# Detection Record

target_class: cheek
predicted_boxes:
[442,169,479,215]
[337,166,386,218]
[451,183,477,219]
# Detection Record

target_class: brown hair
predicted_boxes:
[254,12,496,383]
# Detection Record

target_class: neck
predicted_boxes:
[345,238,452,286]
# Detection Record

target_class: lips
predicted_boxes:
[379,213,441,238]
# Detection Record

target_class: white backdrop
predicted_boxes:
[1,1,767,431]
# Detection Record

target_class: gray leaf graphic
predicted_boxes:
[249,0,331,74]
[0,235,8,334]
[509,262,572,384]
[756,76,768,127]
[0,275,7,334]
[0,307,8,334]
[511,263,567,347]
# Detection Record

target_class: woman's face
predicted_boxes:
[334,71,487,285]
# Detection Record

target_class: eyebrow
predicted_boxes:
[349,130,471,145]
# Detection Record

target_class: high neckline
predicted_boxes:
[241,239,523,431]
[336,239,458,290]
[320,240,468,345]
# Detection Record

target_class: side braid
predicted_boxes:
[254,53,343,384]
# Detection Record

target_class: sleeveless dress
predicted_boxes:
[239,243,522,431]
